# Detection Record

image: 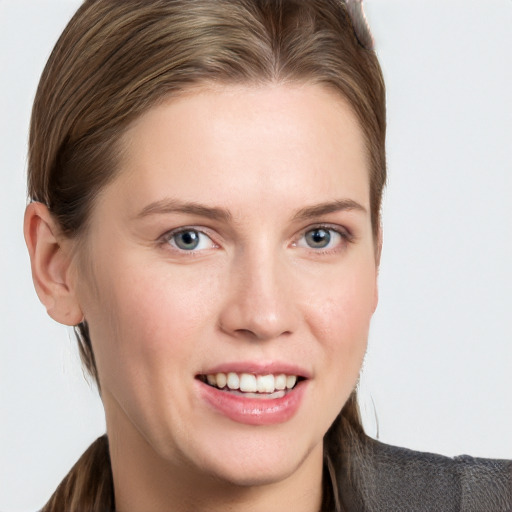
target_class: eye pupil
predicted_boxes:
[175,230,200,250]
[306,229,331,248]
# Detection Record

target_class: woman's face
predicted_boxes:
[76,84,379,487]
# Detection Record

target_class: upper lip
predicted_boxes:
[198,361,311,379]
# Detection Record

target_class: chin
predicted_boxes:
[185,429,320,488]
[202,456,303,488]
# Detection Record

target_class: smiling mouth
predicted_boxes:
[197,372,304,398]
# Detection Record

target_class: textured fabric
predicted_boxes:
[37,437,512,511]
[336,437,512,511]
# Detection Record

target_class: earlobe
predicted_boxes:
[23,202,84,326]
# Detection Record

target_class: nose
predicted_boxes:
[218,250,298,342]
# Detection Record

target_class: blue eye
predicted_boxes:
[299,227,344,250]
[167,229,215,251]
[305,228,331,248]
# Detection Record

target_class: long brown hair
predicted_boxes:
[29,1,385,510]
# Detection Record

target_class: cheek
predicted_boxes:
[305,263,376,345]
[291,262,376,436]
[302,260,376,395]
[82,258,222,390]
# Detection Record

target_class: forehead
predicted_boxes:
[104,83,370,219]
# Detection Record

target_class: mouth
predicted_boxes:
[197,372,305,399]
[196,367,309,425]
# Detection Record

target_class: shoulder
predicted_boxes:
[344,436,512,512]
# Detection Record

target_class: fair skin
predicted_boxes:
[25,83,379,512]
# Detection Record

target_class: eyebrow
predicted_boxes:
[291,199,367,222]
[136,198,233,222]
[136,198,366,222]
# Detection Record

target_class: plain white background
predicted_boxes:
[1,0,511,510]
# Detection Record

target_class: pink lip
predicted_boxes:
[197,379,308,426]
[199,361,311,379]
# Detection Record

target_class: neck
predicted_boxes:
[106,399,324,512]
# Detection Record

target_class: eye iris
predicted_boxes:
[306,229,331,248]
[175,230,200,250]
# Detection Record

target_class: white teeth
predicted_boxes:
[257,374,275,393]
[204,372,300,393]
[275,374,287,390]
[216,373,227,388]
[286,375,297,389]
[227,372,239,390]
[239,373,258,392]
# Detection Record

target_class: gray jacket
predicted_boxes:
[333,438,512,511]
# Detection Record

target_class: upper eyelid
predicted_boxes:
[292,224,353,252]
[161,226,215,239]
[299,223,352,238]
[160,226,218,250]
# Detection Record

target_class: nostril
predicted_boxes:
[230,328,293,342]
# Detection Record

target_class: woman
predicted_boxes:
[22,0,511,510]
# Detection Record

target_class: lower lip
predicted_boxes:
[197,380,307,426]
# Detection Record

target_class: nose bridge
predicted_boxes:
[219,241,296,341]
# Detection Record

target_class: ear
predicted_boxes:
[372,225,383,313]
[375,224,383,269]
[24,202,84,326]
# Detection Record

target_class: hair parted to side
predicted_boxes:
[29,1,385,510]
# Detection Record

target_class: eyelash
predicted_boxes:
[161,227,218,253]
[293,224,352,254]
[159,224,352,255]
